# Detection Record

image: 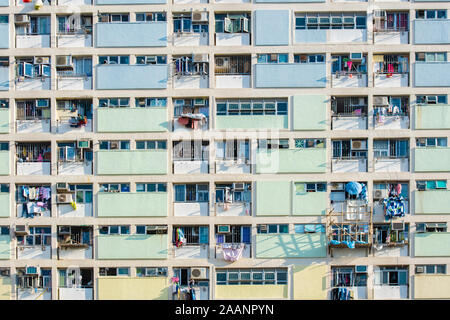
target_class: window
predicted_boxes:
[0,15,8,24]
[216,269,287,285]
[375,267,408,286]
[136,55,167,65]
[58,226,92,246]
[332,267,367,287]
[16,99,50,120]
[174,184,209,202]
[331,55,367,74]
[257,224,288,234]
[16,143,51,163]
[0,143,8,151]
[215,183,251,203]
[99,225,130,235]
[173,13,208,33]
[215,13,250,33]
[68,184,92,203]
[215,140,249,161]
[57,142,93,163]
[99,267,130,277]
[416,95,447,105]
[99,13,129,23]
[295,139,325,149]
[216,99,287,116]
[173,140,209,161]
[99,183,130,193]
[172,226,209,245]
[373,55,409,74]
[215,56,251,75]
[416,52,447,63]
[136,140,167,150]
[416,222,447,233]
[57,15,92,34]
[0,227,9,235]
[17,58,51,79]
[136,267,167,277]
[331,96,368,116]
[332,140,367,159]
[136,225,168,235]
[98,98,129,108]
[373,182,409,198]
[57,57,92,78]
[16,16,50,35]
[215,225,251,244]
[294,224,325,233]
[0,184,8,193]
[136,12,166,22]
[173,56,208,76]
[373,12,409,32]
[373,140,409,158]
[416,137,447,147]
[416,180,447,191]
[294,54,325,63]
[295,13,366,30]
[136,183,167,193]
[17,227,51,246]
[416,265,446,274]
[416,10,447,19]
[17,268,51,289]
[99,56,129,65]
[295,182,326,194]
[0,99,8,109]
[258,139,289,150]
[257,54,289,64]
[99,140,130,150]
[373,224,409,244]
[134,97,167,108]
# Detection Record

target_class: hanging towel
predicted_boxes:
[22,186,29,199]
[222,244,244,262]
[28,187,36,200]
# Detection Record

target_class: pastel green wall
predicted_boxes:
[256,149,326,174]
[96,150,167,175]
[0,109,9,133]
[415,105,450,130]
[255,181,290,216]
[293,95,327,130]
[97,108,168,133]
[97,234,167,259]
[292,189,327,216]
[255,233,327,258]
[0,193,9,217]
[0,151,9,175]
[415,233,450,257]
[215,115,288,130]
[414,148,450,172]
[97,192,167,217]
[0,236,10,259]
[415,190,450,214]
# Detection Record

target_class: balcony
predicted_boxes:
[415,190,450,215]
[295,29,367,44]
[255,233,327,258]
[97,108,168,133]
[415,233,450,256]
[0,192,9,217]
[332,73,367,88]
[0,109,8,134]
[415,105,450,129]
[215,243,251,260]
[256,148,326,174]
[98,192,167,217]
[414,148,450,172]
[414,20,450,44]
[15,78,51,91]
[95,22,167,47]
[255,63,326,88]
[374,157,409,172]
[58,227,93,260]
[414,63,450,87]
[216,114,287,130]
[96,0,165,3]
[0,67,8,91]
[215,56,251,89]
[96,64,168,90]
[57,31,92,48]
[173,244,209,259]
[332,158,367,172]
[215,159,250,174]
[174,32,208,46]
[0,235,9,259]
[374,73,408,87]
[96,150,167,175]
[174,202,209,216]
[16,34,50,49]
[97,234,168,259]
[59,288,93,300]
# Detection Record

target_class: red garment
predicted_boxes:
[177,117,189,125]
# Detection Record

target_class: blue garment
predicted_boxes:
[383,196,405,219]
[345,182,362,195]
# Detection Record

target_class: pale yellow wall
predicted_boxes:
[293,265,327,300]
[98,277,169,300]
[215,285,287,300]
[414,275,450,299]
[0,277,11,300]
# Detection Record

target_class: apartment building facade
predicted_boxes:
[0,0,448,300]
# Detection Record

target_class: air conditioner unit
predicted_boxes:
[194,98,206,106]
[217,225,230,234]
[155,225,168,233]
[374,10,386,18]
[215,57,229,68]
[57,193,73,204]
[417,182,426,191]
[425,96,437,104]
[99,15,110,23]
[232,183,245,191]
[56,56,73,70]
[146,56,157,64]
[350,53,363,61]
[15,15,30,24]
[415,266,425,274]
[36,99,49,108]
[259,224,268,232]
[352,140,366,150]
[0,269,10,277]
[15,225,29,236]
[25,266,40,275]
[391,222,404,231]
[192,11,208,22]
[58,226,71,235]
[137,98,146,106]
[56,182,69,192]
[373,96,389,106]
[190,268,207,279]
[373,189,388,199]
[77,140,90,149]
[331,183,344,191]
[110,141,119,150]
[193,54,208,63]
[33,57,50,65]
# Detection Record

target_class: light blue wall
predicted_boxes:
[0,0,8,6]
[255,64,326,88]
[0,67,8,91]
[414,63,450,87]
[0,24,8,48]
[295,30,327,43]
[256,0,324,2]
[96,0,165,4]
[414,20,450,44]
[96,65,168,90]
[95,22,167,47]
[254,10,290,46]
